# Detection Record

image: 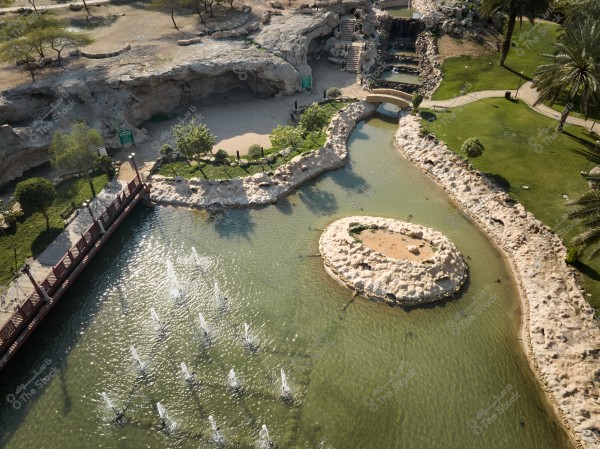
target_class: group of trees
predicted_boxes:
[152,0,236,29]
[11,122,108,229]
[0,12,92,81]
[532,11,600,132]
[480,0,600,132]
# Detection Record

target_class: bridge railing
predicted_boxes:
[0,178,144,358]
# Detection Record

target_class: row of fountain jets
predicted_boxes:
[101,248,291,447]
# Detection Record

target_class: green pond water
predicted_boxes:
[0,117,572,449]
[381,71,423,85]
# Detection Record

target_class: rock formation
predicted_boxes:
[319,216,468,305]
[0,11,341,187]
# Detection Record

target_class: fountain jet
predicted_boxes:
[157,402,176,433]
[166,260,182,298]
[228,368,241,391]
[181,362,194,382]
[257,424,274,448]
[150,307,165,332]
[209,415,224,444]
[101,392,119,417]
[130,346,146,372]
[214,282,226,310]
[199,313,211,341]
[281,368,292,399]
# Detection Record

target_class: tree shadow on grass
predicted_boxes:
[563,131,598,150]
[573,261,600,282]
[31,227,63,257]
[484,173,511,192]
[502,64,533,81]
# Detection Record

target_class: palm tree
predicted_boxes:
[568,186,600,258]
[480,0,550,66]
[532,18,600,132]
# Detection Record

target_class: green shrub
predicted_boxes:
[214,149,229,162]
[160,144,174,156]
[461,137,484,161]
[566,247,580,265]
[95,154,115,179]
[326,87,342,99]
[412,93,424,109]
[248,144,262,159]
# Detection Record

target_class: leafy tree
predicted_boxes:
[299,104,329,133]
[248,144,262,159]
[567,189,600,257]
[533,18,600,132]
[562,0,600,23]
[480,0,550,66]
[14,177,57,228]
[50,122,104,197]
[43,28,93,65]
[461,137,484,165]
[173,118,217,161]
[269,125,304,150]
[0,37,37,81]
[214,149,229,163]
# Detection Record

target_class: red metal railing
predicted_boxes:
[0,177,144,358]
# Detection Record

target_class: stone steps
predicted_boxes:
[340,18,355,41]
[345,44,361,73]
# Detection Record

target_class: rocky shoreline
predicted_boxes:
[319,216,468,305]
[148,101,377,208]
[394,113,600,449]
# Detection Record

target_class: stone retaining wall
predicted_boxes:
[149,101,377,208]
[395,113,600,449]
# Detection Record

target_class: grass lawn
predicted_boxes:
[157,100,353,180]
[421,98,600,310]
[432,22,562,100]
[0,174,109,287]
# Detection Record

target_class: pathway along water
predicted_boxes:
[0,117,572,449]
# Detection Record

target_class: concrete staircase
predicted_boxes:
[345,43,361,73]
[340,18,356,41]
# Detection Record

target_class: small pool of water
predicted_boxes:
[380,71,423,85]
[384,6,419,18]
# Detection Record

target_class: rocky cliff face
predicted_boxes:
[0,12,339,187]
[254,11,339,76]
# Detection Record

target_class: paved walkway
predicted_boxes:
[0,179,125,328]
[421,82,598,130]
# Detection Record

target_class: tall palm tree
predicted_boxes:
[568,186,600,258]
[480,0,549,66]
[532,18,600,132]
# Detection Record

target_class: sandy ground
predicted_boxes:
[437,33,498,62]
[115,57,363,169]
[358,229,435,262]
[0,0,291,88]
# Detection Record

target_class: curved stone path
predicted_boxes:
[421,82,597,130]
